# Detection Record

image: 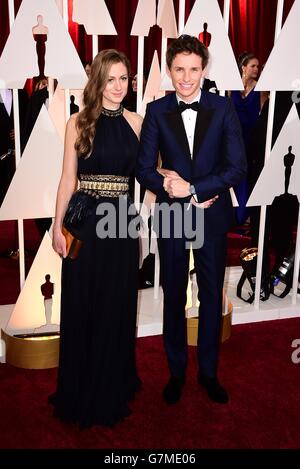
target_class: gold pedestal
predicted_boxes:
[1,329,59,369]
[187,300,233,346]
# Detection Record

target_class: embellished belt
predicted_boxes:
[79,174,130,198]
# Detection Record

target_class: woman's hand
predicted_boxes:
[191,195,219,209]
[52,226,67,258]
[157,168,180,178]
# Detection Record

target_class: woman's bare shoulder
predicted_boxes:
[124,108,143,124]
[123,108,143,137]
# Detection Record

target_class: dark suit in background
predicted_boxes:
[0,89,28,205]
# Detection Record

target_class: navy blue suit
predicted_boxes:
[136,90,247,379]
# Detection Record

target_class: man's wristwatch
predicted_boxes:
[189,184,196,196]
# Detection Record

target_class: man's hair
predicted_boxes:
[166,34,209,70]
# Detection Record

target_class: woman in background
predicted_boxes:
[230,52,267,226]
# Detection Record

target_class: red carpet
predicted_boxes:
[0,318,300,449]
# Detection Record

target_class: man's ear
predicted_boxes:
[201,67,207,79]
[166,67,171,78]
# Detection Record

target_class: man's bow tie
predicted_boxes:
[178,101,200,112]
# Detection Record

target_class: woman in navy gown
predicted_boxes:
[50,50,143,428]
[230,52,267,225]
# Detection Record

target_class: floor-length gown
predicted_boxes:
[50,106,141,428]
[231,88,260,225]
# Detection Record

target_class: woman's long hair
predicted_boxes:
[75,49,130,158]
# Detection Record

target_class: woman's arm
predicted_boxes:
[260,91,269,111]
[52,113,79,257]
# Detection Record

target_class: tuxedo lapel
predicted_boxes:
[164,95,191,157]
[193,96,215,159]
[164,92,215,160]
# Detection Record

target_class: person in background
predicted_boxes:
[84,60,92,79]
[0,87,28,259]
[124,72,147,112]
[229,52,267,226]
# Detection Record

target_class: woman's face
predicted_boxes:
[85,63,92,78]
[102,62,129,109]
[243,58,259,80]
[132,75,137,92]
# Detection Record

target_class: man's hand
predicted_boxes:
[164,175,190,198]
[159,168,219,207]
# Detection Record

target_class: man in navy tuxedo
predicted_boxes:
[137,35,247,405]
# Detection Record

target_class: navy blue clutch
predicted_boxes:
[63,191,94,241]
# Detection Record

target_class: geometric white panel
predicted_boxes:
[0,105,63,220]
[160,73,174,91]
[131,0,177,38]
[157,0,178,38]
[230,187,239,208]
[256,0,300,91]
[183,0,243,90]
[140,51,165,117]
[55,0,63,15]
[72,0,117,35]
[247,105,300,206]
[6,232,62,333]
[0,0,86,89]
[48,85,83,142]
[131,0,156,36]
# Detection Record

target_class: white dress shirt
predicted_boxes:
[176,89,201,158]
[176,90,201,204]
[0,89,12,116]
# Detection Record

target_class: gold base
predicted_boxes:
[1,329,59,369]
[187,300,233,346]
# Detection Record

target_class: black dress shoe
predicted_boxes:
[163,376,185,404]
[198,374,229,404]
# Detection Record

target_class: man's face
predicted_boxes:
[167,52,205,102]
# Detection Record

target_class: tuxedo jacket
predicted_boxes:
[136,90,247,234]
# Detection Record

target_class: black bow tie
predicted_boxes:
[178,101,200,112]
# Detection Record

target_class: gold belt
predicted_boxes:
[79,174,130,198]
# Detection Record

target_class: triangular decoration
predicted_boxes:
[6,232,62,333]
[0,0,86,89]
[0,105,63,220]
[247,105,300,206]
[55,0,63,15]
[157,0,178,38]
[140,51,165,116]
[131,0,177,38]
[131,0,156,36]
[182,0,243,90]
[48,86,83,142]
[256,0,300,91]
[72,0,117,35]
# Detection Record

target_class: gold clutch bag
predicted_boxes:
[62,225,83,260]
